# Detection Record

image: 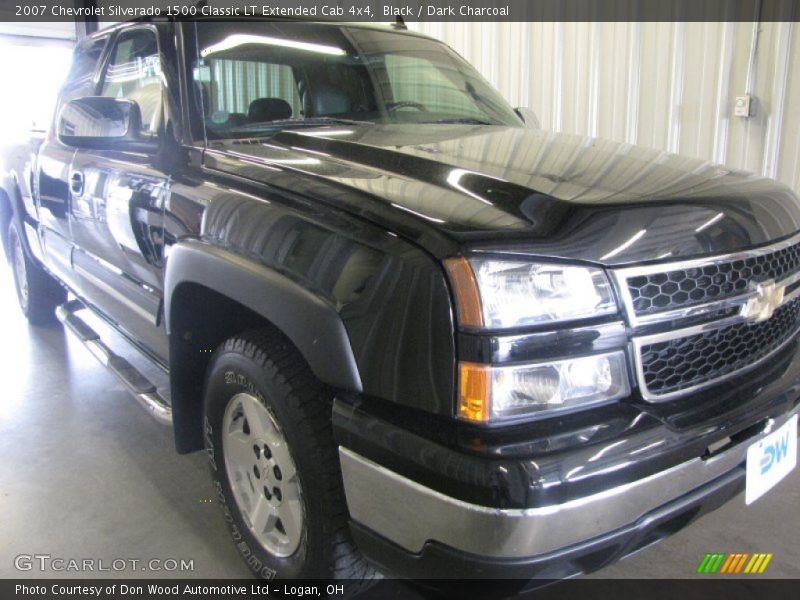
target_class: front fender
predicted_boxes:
[164,239,363,392]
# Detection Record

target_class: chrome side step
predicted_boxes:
[56,299,172,425]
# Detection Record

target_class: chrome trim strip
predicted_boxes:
[340,405,800,558]
[634,312,755,346]
[785,284,800,305]
[779,269,800,290]
[626,289,759,326]
[612,231,800,327]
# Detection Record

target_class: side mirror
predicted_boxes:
[57,97,158,153]
[515,107,541,129]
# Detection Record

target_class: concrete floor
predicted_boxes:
[0,261,797,591]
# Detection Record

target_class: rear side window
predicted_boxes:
[100,28,163,135]
[65,36,107,88]
[193,57,302,133]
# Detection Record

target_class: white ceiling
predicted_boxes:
[0,21,76,41]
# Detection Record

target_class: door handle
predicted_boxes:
[69,171,84,196]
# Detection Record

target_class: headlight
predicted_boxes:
[458,351,630,422]
[445,257,617,329]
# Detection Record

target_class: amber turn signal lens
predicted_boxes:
[458,362,491,422]
[444,257,484,327]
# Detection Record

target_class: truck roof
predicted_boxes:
[86,17,435,43]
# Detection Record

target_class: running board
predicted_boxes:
[56,299,172,425]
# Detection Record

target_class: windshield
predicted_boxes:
[191,21,521,139]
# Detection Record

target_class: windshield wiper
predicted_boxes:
[419,117,494,125]
[239,116,376,130]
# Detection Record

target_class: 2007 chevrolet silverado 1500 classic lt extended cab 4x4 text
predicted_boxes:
[1,17,798,587]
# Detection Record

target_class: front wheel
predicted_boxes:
[7,221,65,325]
[203,330,376,582]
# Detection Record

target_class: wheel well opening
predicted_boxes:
[168,282,295,453]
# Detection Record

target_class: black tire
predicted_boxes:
[203,329,378,584]
[7,221,66,325]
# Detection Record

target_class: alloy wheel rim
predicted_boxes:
[222,392,305,557]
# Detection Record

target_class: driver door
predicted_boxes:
[68,26,169,362]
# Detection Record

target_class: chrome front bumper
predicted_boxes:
[340,402,800,559]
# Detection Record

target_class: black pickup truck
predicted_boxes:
[2,18,799,586]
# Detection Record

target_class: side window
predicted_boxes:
[194,58,301,125]
[100,29,162,135]
[65,37,107,89]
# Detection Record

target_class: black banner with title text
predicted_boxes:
[3,579,800,600]
[0,0,799,23]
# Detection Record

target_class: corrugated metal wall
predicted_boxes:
[409,21,800,195]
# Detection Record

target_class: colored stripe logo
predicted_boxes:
[696,552,773,574]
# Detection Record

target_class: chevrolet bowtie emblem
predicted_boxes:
[742,279,785,323]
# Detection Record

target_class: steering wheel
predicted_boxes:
[387,101,428,113]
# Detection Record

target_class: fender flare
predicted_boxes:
[0,169,30,218]
[0,172,27,255]
[0,172,21,218]
[164,239,363,392]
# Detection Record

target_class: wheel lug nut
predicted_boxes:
[264,486,272,500]
[273,487,282,501]
[252,444,260,457]
[253,465,260,479]
[263,445,272,459]
[273,465,282,480]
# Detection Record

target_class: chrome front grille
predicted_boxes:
[639,297,800,397]
[613,232,800,401]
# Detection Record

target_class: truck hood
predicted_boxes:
[204,124,800,264]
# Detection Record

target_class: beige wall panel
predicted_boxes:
[410,20,800,197]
